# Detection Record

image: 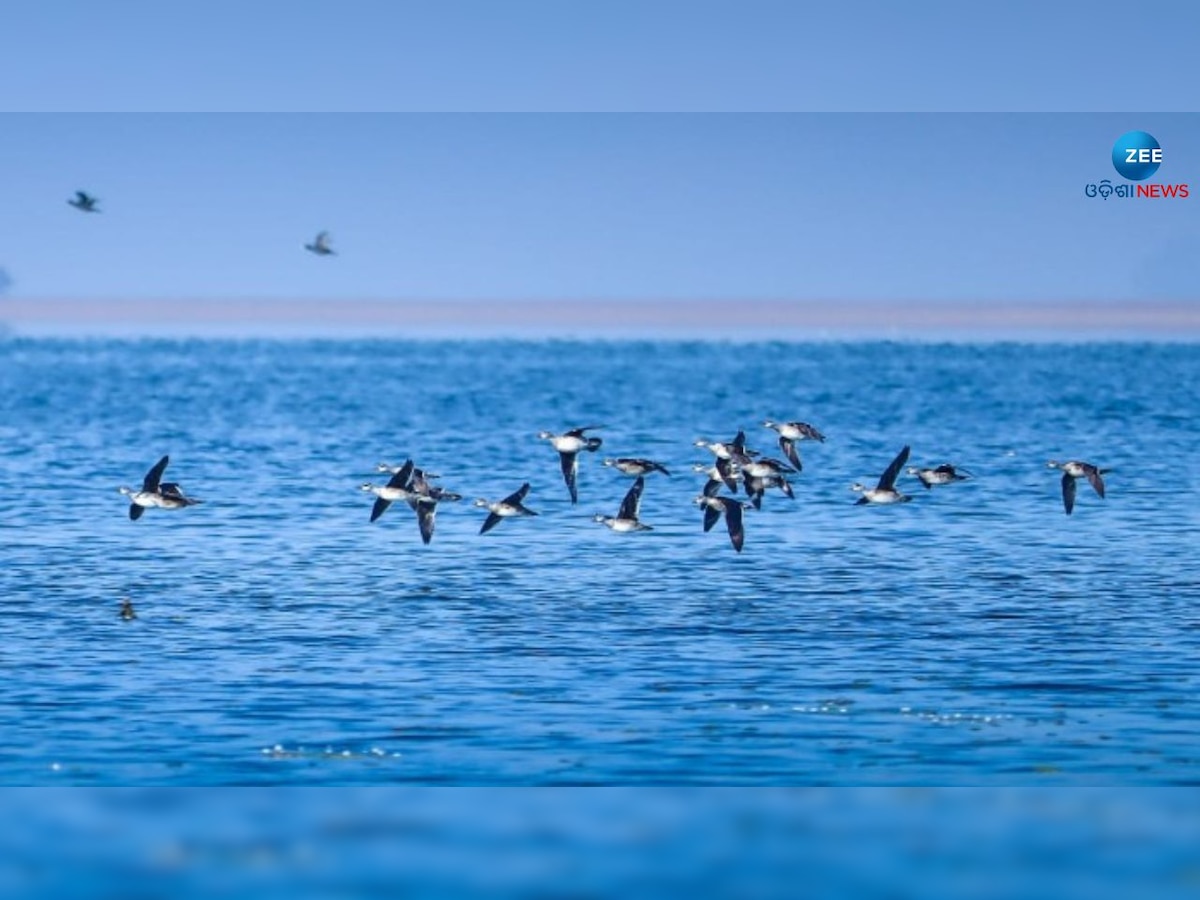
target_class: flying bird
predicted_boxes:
[305,231,335,255]
[538,425,603,504]
[68,191,100,213]
[593,476,652,532]
[763,420,825,471]
[118,455,203,520]
[694,480,749,552]
[851,445,912,505]
[907,463,973,489]
[475,483,538,535]
[602,457,671,477]
[1047,459,1109,515]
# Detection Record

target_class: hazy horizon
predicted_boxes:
[4,296,1198,340]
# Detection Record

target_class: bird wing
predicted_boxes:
[1061,472,1076,515]
[715,458,739,492]
[370,496,392,522]
[503,482,531,505]
[385,460,414,490]
[702,478,721,498]
[142,455,170,492]
[877,445,911,490]
[565,425,604,437]
[480,512,503,535]
[702,504,721,532]
[618,476,644,520]
[724,501,745,552]
[416,502,437,544]
[1085,467,1106,499]
[128,504,144,521]
[559,451,579,504]
[779,436,802,471]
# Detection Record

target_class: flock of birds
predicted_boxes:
[68,188,1110,553]
[68,190,337,259]
[118,421,1111,555]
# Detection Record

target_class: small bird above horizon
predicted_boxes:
[1047,459,1109,515]
[68,191,100,213]
[305,231,335,255]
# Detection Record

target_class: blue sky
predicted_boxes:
[1,114,1196,304]
[0,3,1196,311]
[0,1,1196,112]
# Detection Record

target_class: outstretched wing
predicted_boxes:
[779,436,802,471]
[618,476,644,520]
[702,504,720,532]
[142,455,170,492]
[1061,472,1076,515]
[128,504,144,521]
[877,445,911,491]
[385,459,414,490]
[502,482,531,506]
[559,451,579,504]
[416,502,437,544]
[565,425,604,437]
[1086,468,1106,499]
[702,478,721,498]
[371,496,393,522]
[715,458,739,492]
[724,501,745,553]
[479,512,503,535]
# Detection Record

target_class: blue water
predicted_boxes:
[1,339,1198,786]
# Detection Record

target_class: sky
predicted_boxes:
[0,2,1197,332]
[0,1,1196,113]
[1,114,1196,306]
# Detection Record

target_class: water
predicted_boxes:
[1,338,1198,786]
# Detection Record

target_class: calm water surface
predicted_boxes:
[1,339,1197,785]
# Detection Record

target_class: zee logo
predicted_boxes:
[1112,131,1162,181]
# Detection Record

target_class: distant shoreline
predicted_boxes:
[3,298,1199,339]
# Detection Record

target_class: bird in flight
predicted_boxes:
[305,231,336,256]
[68,191,100,213]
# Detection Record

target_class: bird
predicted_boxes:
[907,463,973,489]
[538,426,603,503]
[68,191,100,213]
[1047,460,1109,515]
[692,461,738,494]
[742,471,794,509]
[696,431,758,491]
[694,480,749,552]
[304,231,335,255]
[602,457,671,477]
[475,483,538,534]
[406,466,462,544]
[694,430,757,461]
[119,598,137,620]
[119,455,203,520]
[594,476,652,532]
[361,459,415,523]
[763,420,825,471]
[851,445,912,505]
[378,461,439,479]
